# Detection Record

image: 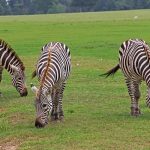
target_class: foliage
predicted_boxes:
[1,0,150,15]
[0,0,9,15]
[70,0,98,12]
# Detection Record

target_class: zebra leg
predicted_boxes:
[0,65,3,97]
[51,88,59,121]
[126,79,141,116]
[57,82,66,120]
[51,82,66,121]
[146,88,150,107]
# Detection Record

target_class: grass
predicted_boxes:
[0,9,150,149]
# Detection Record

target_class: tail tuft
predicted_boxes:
[32,70,36,79]
[100,64,120,77]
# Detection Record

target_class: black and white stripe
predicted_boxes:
[102,39,150,116]
[31,42,71,128]
[0,39,27,96]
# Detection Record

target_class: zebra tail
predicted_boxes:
[100,64,120,77]
[32,70,36,79]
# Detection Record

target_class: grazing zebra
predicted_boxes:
[0,39,28,97]
[102,39,150,116]
[31,42,71,128]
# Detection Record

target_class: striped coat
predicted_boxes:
[102,39,150,116]
[0,39,27,96]
[31,42,71,128]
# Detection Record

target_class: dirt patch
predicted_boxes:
[0,141,19,150]
[0,145,18,150]
[8,113,27,125]
[0,107,5,112]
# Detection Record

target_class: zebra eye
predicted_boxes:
[42,104,47,108]
[18,77,21,80]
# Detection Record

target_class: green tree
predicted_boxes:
[22,0,32,14]
[31,0,59,14]
[48,3,66,13]
[0,0,9,15]
[3,0,150,15]
[94,0,116,11]
[114,0,132,10]
[7,0,32,15]
[70,0,98,12]
[146,0,150,8]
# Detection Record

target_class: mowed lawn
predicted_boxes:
[1,9,150,149]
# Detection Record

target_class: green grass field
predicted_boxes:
[1,9,150,150]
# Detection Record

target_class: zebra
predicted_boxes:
[102,39,150,116]
[0,39,28,97]
[31,42,71,128]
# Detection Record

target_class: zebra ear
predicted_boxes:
[30,83,38,93]
[10,65,19,72]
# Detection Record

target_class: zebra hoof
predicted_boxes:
[130,107,141,116]
[50,115,58,122]
[51,112,64,122]
[58,115,64,121]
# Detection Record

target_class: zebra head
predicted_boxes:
[11,65,28,97]
[31,83,52,128]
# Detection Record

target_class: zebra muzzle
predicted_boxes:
[35,120,45,128]
[20,88,28,97]
[35,116,47,128]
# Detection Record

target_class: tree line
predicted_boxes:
[0,0,150,15]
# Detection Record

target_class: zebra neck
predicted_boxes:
[0,58,20,75]
[4,62,21,76]
[0,53,23,76]
[0,42,24,75]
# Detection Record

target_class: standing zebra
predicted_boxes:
[31,42,71,128]
[102,39,150,116]
[0,39,27,96]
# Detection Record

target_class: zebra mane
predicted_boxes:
[0,39,25,71]
[39,49,51,93]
